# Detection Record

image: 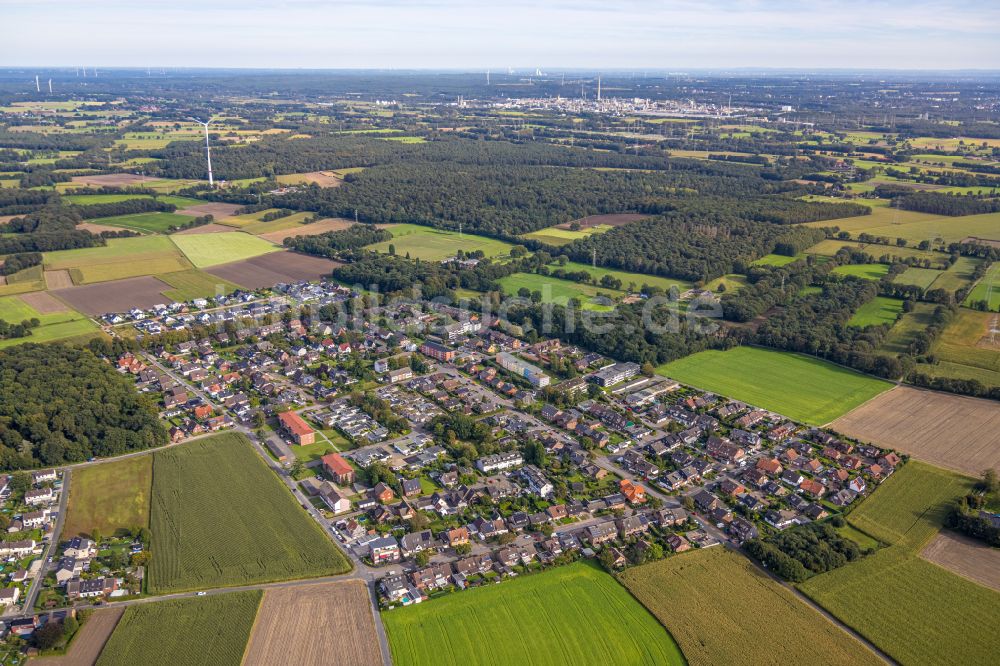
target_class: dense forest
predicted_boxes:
[70,197,176,220]
[0,208,104,253]
[284,224,393,256]
[0,344,167,469]
[562,200,829,282]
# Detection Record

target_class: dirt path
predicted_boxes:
[31,607,124,665]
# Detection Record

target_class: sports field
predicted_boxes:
[799,462,1000,666]
[964,261,1000,311]
[656,346,892,425]
[832,263,890,281]
[63,455,152,538]
[156,269,240,301]
[96,591,261,666]
[621,548,881,666]
[92,211,196,233]
[497,273,617,310]
[170,232,280,268]
[366,224,514,261]
[146,432,350,594]
[848,296,903,327]
[382,561,684,666]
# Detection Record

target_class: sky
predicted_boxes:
[2,0,999,70]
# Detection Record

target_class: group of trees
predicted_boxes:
[0,344,167,469]
[284,224,392,256]
[0,251,42,276]
[945,470,1000,547]
[745,520,866,583]
[893,191,1000,216]
[0,207,105,253]
[0,317,40,340]
[70,197,176,220]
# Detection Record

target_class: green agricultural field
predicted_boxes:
[964,261,1000,311]
[0,294,98,348]
[521,224,613,246]
[63,455,152,538]
[43,236,191,284]
[146,432,350,593]
[621,548,881,666]
[752,253,802,267]
[96,591,261,666]
[367,223,514,261]
[799,462,999,666]
[157,269,240,301]
[556,261,694,293]
[240,212,313,235]
[92,212,196,233]
[806,239,948,268]
[933,308,1000,376]
[914,359,1000,387]
[930,255,981,293]
[892,266,942,289]
[832,263,890,281]
[382,561,684,666]
[656,346,892,425]
[170,232,280,268]
[497,273,617,311]
[880,302,937,354]
[62,194,204,207]
[848,296,903,327]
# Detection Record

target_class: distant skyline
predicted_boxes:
[2,0,999,70]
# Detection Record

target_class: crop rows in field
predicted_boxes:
[96,591,261,666]
[147,432,350,594]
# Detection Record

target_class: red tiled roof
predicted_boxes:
[278,411,314,437]
[321,452,353,477]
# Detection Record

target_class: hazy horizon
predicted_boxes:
[2,0,998,71]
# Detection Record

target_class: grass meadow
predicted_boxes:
[44,236,193,283]
[520,223,613,246]
[146,432,350,594]
[964,261,1000,311]
[892,266,942,289]
[848,296,904,327]
[366,223,514,261]
[621,548,881,666]
[382,561,684,666]
[497,273,617,311]
[656,346,892,425]
[170,232,280,268]
[832,263,890,281]
[96,591,261,666]
[0,294,98,348]
[799,462,1000,666]
[92,212,196,233]
[63,455,152,538]
[555,261,694,293]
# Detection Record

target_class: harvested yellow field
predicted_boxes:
[921,531,1000,592]
[243,580,382,666]
[833,386,1000,475]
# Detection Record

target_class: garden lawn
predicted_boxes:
[656,346,892,425]
[366,224,513,261]
[146,432,350,593]
[621,548,881,666]
[171,232,280,268]
[382,561,684,666]
[799,462,999,666]
[63,455,152,538]
[848,297,903,327]
[96,591,261,666]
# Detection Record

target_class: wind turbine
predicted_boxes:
[188,116,215,187]
[48,79,52,94]
[35,76,40,93]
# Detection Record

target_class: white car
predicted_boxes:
[196,591,207,596]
